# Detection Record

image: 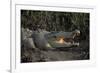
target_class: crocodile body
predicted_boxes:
[21,28,80,50]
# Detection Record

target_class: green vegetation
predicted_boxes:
[21,10,89,40]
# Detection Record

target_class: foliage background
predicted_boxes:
[21,10,89,41]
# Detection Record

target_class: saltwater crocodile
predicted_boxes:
[21,28,80,50]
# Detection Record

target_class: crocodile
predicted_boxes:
[21,28,80,50]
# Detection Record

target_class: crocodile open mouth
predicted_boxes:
[48,36,80,48]
[64,35,80,47]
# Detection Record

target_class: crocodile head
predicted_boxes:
[46,30,80,48]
